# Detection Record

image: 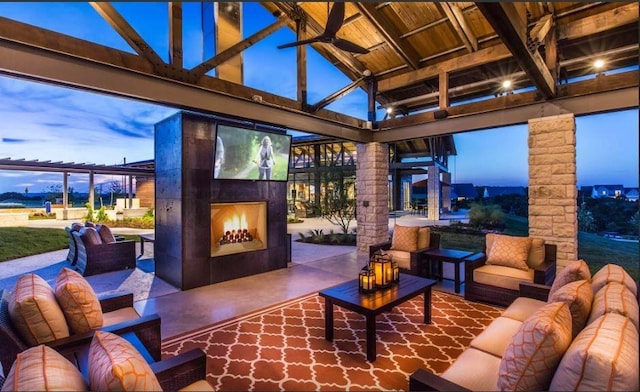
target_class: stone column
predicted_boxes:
[528,114,577,271]
[427,166,440,221]
[441,171,451,213]
[356,142,389,252]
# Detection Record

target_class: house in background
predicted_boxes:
[451,183,478,200]
[591,184,625,199]
[482,186,526,198]
[623,188,639,201]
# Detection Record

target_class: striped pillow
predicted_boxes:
[55,267,104,334]
[588,282,639,330]
[592,264,637,296]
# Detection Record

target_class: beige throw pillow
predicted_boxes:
[417,227,430,249]
[55,267,104,334]
[591,263,637,296]
[498,302,573,391]
[548,279,593,338]
[548,259,591,298]
[526,237,546,269]
[391,225,419,252]
[486,234,532,271]
[588,282,639,330]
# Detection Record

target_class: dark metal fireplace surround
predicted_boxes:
[154,112,288,290]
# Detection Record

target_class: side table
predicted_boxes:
[424,248,474,294]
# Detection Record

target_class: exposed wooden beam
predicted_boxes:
[439,72,449,109]
[169,2,183,69]
[89,2,165,69]
[476,2,556,98]
[440,3,478,52]
[377,44,512,92]
[310,77,366,113]
[191,15,288,80]
[529,14,553,48]
[558,2,638,41]
[0,39,371,141]
[297,22,307,107]
[355,3,421,69]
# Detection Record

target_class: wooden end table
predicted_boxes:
[424,248,474,294]
[138,233,155,258]
[319,273,436,362]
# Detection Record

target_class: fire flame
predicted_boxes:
[223,213,248,232]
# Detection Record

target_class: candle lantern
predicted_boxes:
[369,251,393,288]
[391,258,400,283]
[359,267,376,293]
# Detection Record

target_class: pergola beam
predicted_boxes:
[168,2,183,69]
[89,2,165,69]
[355,3,421,69]
[310,77,366,113]
[440,3,478,52]
[558,2,638,41]
[476,2,556,98]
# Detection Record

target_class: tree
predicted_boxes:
[320,168,356,234]
[577,202,595,232]
[24,187,29,197]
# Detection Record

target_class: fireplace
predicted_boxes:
[210,201,267,257]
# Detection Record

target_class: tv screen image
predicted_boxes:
[214,124,292,181]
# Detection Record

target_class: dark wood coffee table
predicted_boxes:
[319,273,436,362]
[424,248,474,294]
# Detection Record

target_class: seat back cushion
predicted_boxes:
[588,282,639,330]
[526,237,546,269]
[591,263,637,296]
[498,301,573,391]
[8,274,69,346]
[97,224,117,244]
[382,249,411,270]
[391,225,419,252]
[417,227,430,249]
[88,330,162,391]
[548,279,593,338]
[1,345,87,391]
[548,259,591,298]
[54,268,104,334]
[485,234,532,271]
[79,227,102,247]
[549,313,639,392]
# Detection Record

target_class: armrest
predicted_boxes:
[99,291,134,313]
[464,253,486,283]
[533,260,556,286]
[152,349,207,391]
[369,241,392,258]
[409,369,470,391]
[519,282,551,301]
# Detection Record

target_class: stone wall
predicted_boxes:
[528,114,577,270]
[356,142,390,252]
[427,166,441,221]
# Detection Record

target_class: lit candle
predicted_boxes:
[374,263,383,286]
[386,267,393,282]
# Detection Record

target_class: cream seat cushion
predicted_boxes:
[55,267,104,334]
[501,296,546,322]
[391,225,419,252]
[498,302,573,391]
[441,348,500,391]
[485,234,532,271]
[473,264,535,291]
[178,380,215,391]
[549,313,639,391]
[591,263,638,296]
[102,307,141,327]
[1,345,87,391]
[8,274,70,345]
[88,330,162,391]
[383,249,411,270]
[588,282,639,330]
[469,316,523,358]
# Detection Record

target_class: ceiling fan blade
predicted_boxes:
[333,38,370,54]
[324,2,345,37]
[277,37,321,50]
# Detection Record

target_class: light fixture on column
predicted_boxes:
[593,59,605,77]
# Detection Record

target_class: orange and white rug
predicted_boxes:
[162,291,502,391]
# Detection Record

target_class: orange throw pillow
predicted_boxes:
[486,235,532,271]
[55,267,104,334]
[391,225,419,252]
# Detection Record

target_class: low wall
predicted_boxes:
[123,208,149,219]
[0,212,29,227]
[54,208,87,220]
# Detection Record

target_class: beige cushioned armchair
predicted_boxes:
[369,225,440,277]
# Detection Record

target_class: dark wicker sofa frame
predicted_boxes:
[369,233,441,277]
[0,290,161,372]
[464,243,557,307]
[72,231,136,276]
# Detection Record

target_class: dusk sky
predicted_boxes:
[0,2,637,194]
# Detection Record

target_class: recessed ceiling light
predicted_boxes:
[502,80,512,89]
[594,59,605,69]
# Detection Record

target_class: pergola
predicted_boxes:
[0,2,637,259]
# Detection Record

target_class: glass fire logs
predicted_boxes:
[358,251,399,293]
[219,228,253,245]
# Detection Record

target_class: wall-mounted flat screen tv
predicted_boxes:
[214,124,292,181]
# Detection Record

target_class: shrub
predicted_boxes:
[468,203,505,230]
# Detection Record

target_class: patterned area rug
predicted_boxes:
[163,291,503,391]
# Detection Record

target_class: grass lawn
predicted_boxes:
[0,227,68,262]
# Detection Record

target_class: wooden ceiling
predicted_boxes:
[0,2,636,145]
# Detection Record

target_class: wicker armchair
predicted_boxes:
[0,289,161,372]
[369,231,441,277]
[72,230,136,276]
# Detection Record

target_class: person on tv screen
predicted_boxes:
[253,135,276,180]
[214,135,224,178]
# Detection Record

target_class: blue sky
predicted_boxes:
[0,2,637,194]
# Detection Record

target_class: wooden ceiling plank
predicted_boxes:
[529,14,553,46]
[378,43,512,92]
[191,15,288,80]
[169,2,183,69]
[89,2,165,68]
[440,2,478,52]
[475,2,555,98]
[355,3,421,70]
[558,2,638,41]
